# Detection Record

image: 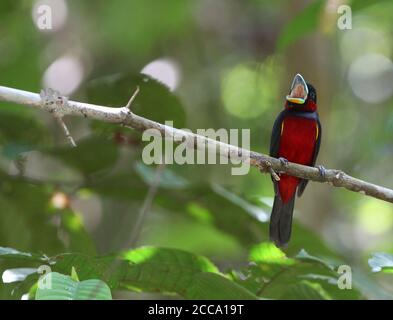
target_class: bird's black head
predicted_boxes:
[306,83,317,104]
[285,74,317,111]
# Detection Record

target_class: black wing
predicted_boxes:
[270,110,286,158]
[269,110,286,195]
[297,116,322,197]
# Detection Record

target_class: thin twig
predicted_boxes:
[54,116,77,147]
[0,84,392,203]
[128,163,166,247]
[125,86,140,110]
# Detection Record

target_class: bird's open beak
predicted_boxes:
[286,73,308,104]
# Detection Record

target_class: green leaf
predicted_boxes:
[120,246,220,295]
[122,246,218,273]
[299,273,337,285]
[185,272,258,300]
[249,242,295,266]
[212,184,269,222]
[276,0,325,51]
[71,267,79,282]
[45,136,119,176]
[0,247,44,262]
[296,249,335,270]
[135,162,189,189]
[35,272,112,300]
[281,280,331,300]
[368,252,393,273]
[0,247,33,258]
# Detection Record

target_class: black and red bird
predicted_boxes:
[269,74,323,247]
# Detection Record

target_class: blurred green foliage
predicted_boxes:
[35,271,112,300]
[1,0,393,299]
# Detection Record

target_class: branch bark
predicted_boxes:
[0,85,392,203]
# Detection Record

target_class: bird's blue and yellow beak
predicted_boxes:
[286,73,308,104]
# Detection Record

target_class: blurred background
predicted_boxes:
[0,0,393,299]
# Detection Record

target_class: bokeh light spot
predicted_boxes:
[221,59,280,119]
[357,198,393,235]
[340,27,391,63]
[348,53,393,104]
[50,191,69,210]
[43,54,85,95]
[141,58,181,92]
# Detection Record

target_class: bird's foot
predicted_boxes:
[278,157,289,167]
[317,165,326,179]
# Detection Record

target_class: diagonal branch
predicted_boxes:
[0,85,392,203]
[128,163,166,248]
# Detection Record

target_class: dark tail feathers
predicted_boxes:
[269,195,295,247]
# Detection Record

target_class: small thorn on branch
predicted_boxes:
[125,86,140,110]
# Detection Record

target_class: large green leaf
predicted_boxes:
[35,272,112,300]
[185,272,258,300]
